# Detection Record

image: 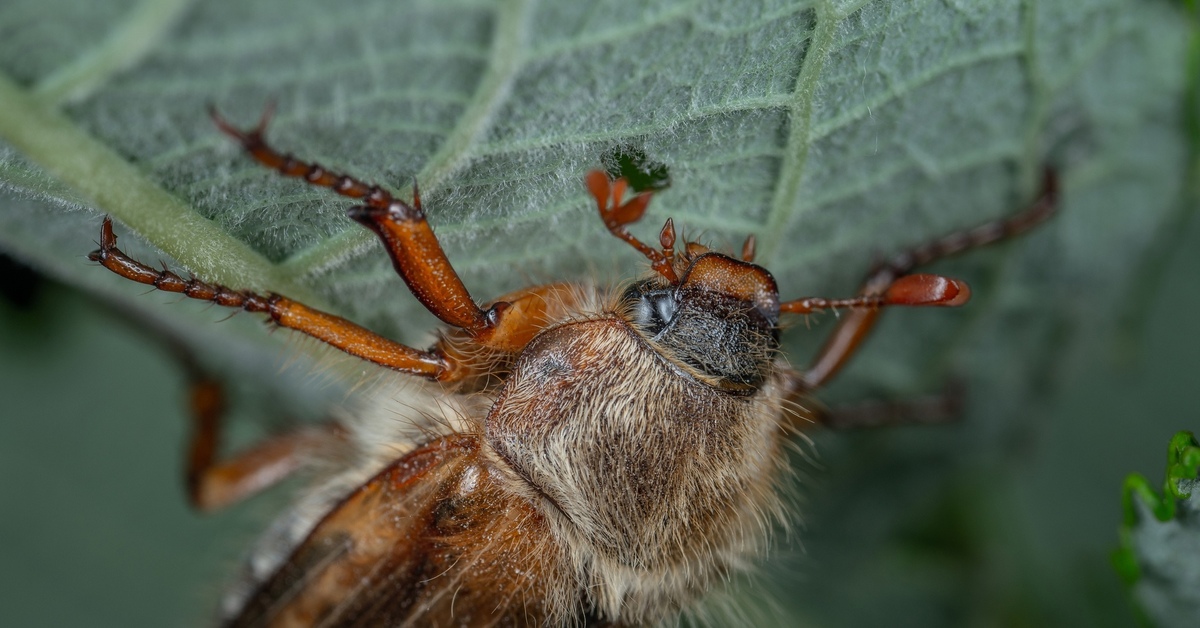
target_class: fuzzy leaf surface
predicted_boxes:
[0,0,1192,624]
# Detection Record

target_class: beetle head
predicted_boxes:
[622,251,780,394]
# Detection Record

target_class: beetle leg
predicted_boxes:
[796,169,1059,389]
[186,375,343,512]
[210,105,505,338]
[816,379,965,430]
[90,217,454,379]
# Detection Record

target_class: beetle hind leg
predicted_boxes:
[185,373,343,512]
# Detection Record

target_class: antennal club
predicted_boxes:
[659,218,676,261]
[780,273,970,315]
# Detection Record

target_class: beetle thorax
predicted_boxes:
[483,317,789,619]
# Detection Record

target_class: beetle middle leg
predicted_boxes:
[797,169,1059,391]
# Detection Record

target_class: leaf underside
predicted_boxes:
[0,0,1193,624]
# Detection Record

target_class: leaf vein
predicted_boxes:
[279,0,536,279]
[33,0,194,106]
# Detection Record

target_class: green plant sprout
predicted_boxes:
[1112,430,1200,586]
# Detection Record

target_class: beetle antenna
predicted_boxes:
[780,274,970,314]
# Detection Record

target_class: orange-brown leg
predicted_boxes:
[89,217,452,380]
[210,106,506,339]
[797,169,1059,389]
[186,375,342,511]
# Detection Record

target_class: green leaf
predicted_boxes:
[0,0,1187,355]
[0,0,1193,624]
[1116,432,1200,628]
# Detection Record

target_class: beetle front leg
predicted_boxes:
[345,192,507,338]
[90,217,455,380]
[211,107,508,343]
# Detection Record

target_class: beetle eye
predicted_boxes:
[653,293,677,328]
[625,285,678,336]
